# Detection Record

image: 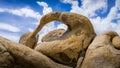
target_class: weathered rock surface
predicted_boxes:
[42,29,65,42]
[0,43,14,68]
[112,36,120,49]
[1,31,120,68]
[80,31,120,68]
[19,32,39,49]
[34,12,96,67]
[0,36,71,68]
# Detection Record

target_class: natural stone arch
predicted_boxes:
[19,32,39,49]
[32,12,96,67]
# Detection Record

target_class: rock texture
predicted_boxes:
[0,43,14,68]
[19,32,39,49]
[0,36,71,68]
[112,36,120,49]
[42,29,65,42]
[80,31,120,68]
[34,12,96,66]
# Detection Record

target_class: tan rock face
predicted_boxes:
[0,43,14,68]
[19,32,39,49]
[112,36,120,49]
[80,31,120,68]
[42,29,65,42]
[0,36,71,68]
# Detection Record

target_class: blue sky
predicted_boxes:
[0,0,120,42]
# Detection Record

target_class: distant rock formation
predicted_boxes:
[42,29,65,42]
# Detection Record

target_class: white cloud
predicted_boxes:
[0,7,41,19]
[57,23,67,30]
[37,1,48,7]
[91,0,120,34]
[33,1,53,26]
[0,7,42,42]
[0,32,20,42]
[28,28,34,32]
[0,23,20,32]
[37,1,52,15]
[0,8,7,12]
[82,0,107,13]
[61,0,120,35]
[69,0,107,17]
[116,0,120,9]
[61,0,74,3]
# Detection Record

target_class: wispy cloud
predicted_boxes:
[62,0,107,17]
[37,1,52,15]
[33,1,53,26]
[61,0,74,4]
[57,23,67,30]
[0,7,41,19]
[61,0,120,35]
[0,32,20,42]
[0,23,20,32]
